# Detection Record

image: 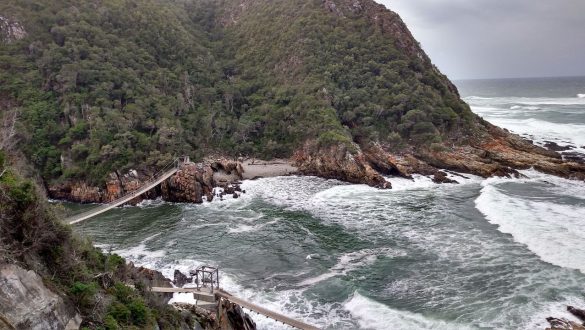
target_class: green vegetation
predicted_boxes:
[0,0,479,185]
[0,156,189,329]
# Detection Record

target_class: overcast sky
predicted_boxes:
[377,0,585,80]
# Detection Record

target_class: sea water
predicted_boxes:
[74,76,585,329]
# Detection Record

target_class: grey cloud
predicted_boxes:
[378,0,585,79]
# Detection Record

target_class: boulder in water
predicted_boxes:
[543,141,574,152]
[568,306,585,323]
[173,270,192,288]
[545,317,585,330]
[432,171,458,184]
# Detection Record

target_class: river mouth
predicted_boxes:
[70,173,585,330]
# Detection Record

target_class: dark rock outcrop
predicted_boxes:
[173,301,257,330]
[130,266,174,305]
[291,123,585,189]
[217,299,257,330]
[543,141,574,152]
[568,306,585,323]
[293,142,391,189]
[47,159,245,204]
[173,270,193,288]
[546,317,585,330]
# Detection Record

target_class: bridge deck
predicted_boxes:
[215,290,320,330]
[150,287,320,330]
[150,287,216,302]
[67,167,178,225]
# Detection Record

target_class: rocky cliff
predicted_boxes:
[48,159,245,204]
[0,157,256,329]
[3,0,584,199]
[0,264,80,330]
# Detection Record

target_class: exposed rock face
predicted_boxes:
[568,306,585,323]
[419,125,585,181]
[217,299,256,330]
[161,163,211,203]
[0,16,27,43]
[292,122,585,189]
[173,269,193,288]
[47,160,244,204]
[293,142,391,189]
[0,264,77,330]
[545,317,585,330]
[173,301,257,330]
[129,265,174,305]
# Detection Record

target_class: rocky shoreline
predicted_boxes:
[546,306,585,330]
[47,125,585,205]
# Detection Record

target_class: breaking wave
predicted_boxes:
[475,171,585,274]
[344,292,473,330]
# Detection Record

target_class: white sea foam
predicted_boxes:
[522,296,585,329]
[578,93,585,98]
[465,95,585,106]
[478,116,585,148]
[475,172,585,274]
[387,175,437,191]
[136,197,165,208]
[298,248,405,286]
[344,292,473,330]
[510,105,541,110]
[227,219,279,234]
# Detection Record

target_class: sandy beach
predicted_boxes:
[240,159,298,179]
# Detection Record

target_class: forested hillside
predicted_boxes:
[0,0,481,185]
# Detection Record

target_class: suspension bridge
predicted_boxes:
[66,157,186,225]
[151,266,320,330]
[65,158,321,330]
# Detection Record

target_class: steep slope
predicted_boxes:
[0,151,255,329]
[213,0,585,183]
[0,0,583,194]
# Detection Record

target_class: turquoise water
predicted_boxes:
[73,173,585,330]
[72,77,585,329]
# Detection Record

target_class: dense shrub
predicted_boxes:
[0,0,478,184]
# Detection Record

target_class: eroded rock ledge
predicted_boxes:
[295,124,585,188]
[48,159,245,204]
[48,125,585,205]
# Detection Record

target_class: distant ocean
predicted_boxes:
[457,76,585,157]
[72,76,585,329]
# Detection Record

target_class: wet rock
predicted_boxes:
[224,185,235,195]
[562,152,585,164]
[545,317,585,330]
[217,299,256,330]
[568,306,585,323]
[543,141,574,152]
[173,270,192,288]
[232,192,239,199]
[293,141,391,189]
[432,171,458,184]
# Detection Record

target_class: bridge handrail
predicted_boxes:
[66,157,185,223]
[214,290,320,330]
